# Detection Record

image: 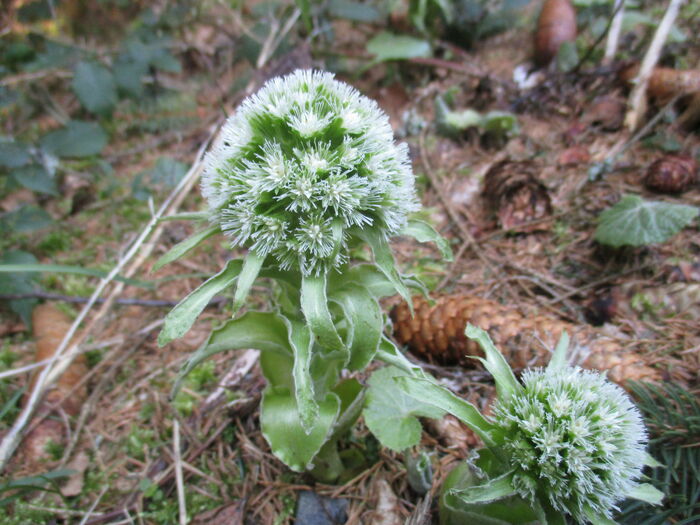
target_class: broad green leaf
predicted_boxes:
[152,224,219,272]
[40,120,108,158]
[395,375,500,449]
[0,141,31,168]
[401,219,453,261]
[158,260,242,346]
[375,336,427,377]
[366,32,431,62]
[149,157,188,188]
[363,366,444,452]
[329,285,382,370]
[10,164,58,195]
[261,388,340,472]
[232,251,265,314]
[0,204,53,232]
[466,324,522,401]
[71,61,117,115]
[173,311,291,397]
[626,483,664,505]
[260,350,294,390]
[451,471,517,504]
[113,57,147,97]
[583,507,618,525]
[595,195,699,247]
[300,273,345,354]
[357,228,412,309]
[0,263,151,288]
[331,378,365,438]
[285,318,318,431]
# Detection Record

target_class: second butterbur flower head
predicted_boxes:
[202,69,418,276]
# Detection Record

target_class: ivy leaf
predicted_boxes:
[366,32,432,62]
[363,366,444,452]
[40,121,108,158]
[71,61,117,115]
[595,195,699,247]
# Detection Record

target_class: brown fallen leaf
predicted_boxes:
[534,0,577,67]
[370,479,403,525]
[19,303,88,472]
[191,499,246,525]
[60,451,90,497]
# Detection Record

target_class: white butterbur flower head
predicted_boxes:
[201,69,418,275]
[493,365,648,521]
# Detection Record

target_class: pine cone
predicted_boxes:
[482,160,552,232]
[390,295,659,385]
[643,155,698,194]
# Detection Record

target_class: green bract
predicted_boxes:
[202,69,418,276]
[396,325,663,524]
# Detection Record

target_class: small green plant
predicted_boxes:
[397,326,663,524]
[159,69,450,480]
[595,195,698,248]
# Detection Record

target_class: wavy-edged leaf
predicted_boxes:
[158,260,242,346]
[364,366,444,452]
[401,219,453,261]
[172,311,289,397]
[595,195,699,247]
[300,273,345,354]
[329,285,382,370]
[261,388,340,472]
[284,318,318,431]
[152,224,219,272]
[356,229,412,309]
[375,336,427,377]
[395,376,501,448]
[450,471,517,505]
[465,324,522,401]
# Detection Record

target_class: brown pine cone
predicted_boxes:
[643,155,698,194]
[482,160,552,232]
[390,295,659,385]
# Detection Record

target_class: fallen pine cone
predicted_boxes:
[390,295,659,385]
[534,0,577,67]
[620,64,700,102]
[643,154,698,194]
[482,160,552,232]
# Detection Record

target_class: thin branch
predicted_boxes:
[625,0,686,130]
[173,419,187,525]
[0,291,227,308]
[604,0,626,64]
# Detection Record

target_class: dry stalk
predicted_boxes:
[625,0,686,130]
[603,0,626,63]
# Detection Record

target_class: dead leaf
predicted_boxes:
[61,451,90,497]
[370,479,402,525]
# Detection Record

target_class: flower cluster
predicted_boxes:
[202,69,418,276]
[493,366,648,520]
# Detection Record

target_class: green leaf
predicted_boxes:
[626,483,664,505]
[173,311,291,398]
[113,57,147,97]
[10,164,58,196]
[595,195,699,247]
[0,251,39,325]
[363,366,444,452]
[149,157,189,188]
[295,0,312,31]
[375,336,427,377]
[232,251,265,314]
[300,273,346,354]
[583,507,618,525]
[555,40,578,73]
[547,331,570,372]
[158,260,242,346]
[401,219,453,261]
[356,228,412,310]
[328,0,382,22]
[643,452,662,468]
[261,388,340,472]
[0,263,151,288]
[330,285,382,370]
[450,471,517,504]
[366,32,432,62]
[465,324,522,401]
[0,141,31,168]
[0,204,53,232]
[71,61,117,115]
[40,120,108,158]
[152,224,219,272]
[285,318,318,431]
[480,111,519,138]
[395,375,500,449]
